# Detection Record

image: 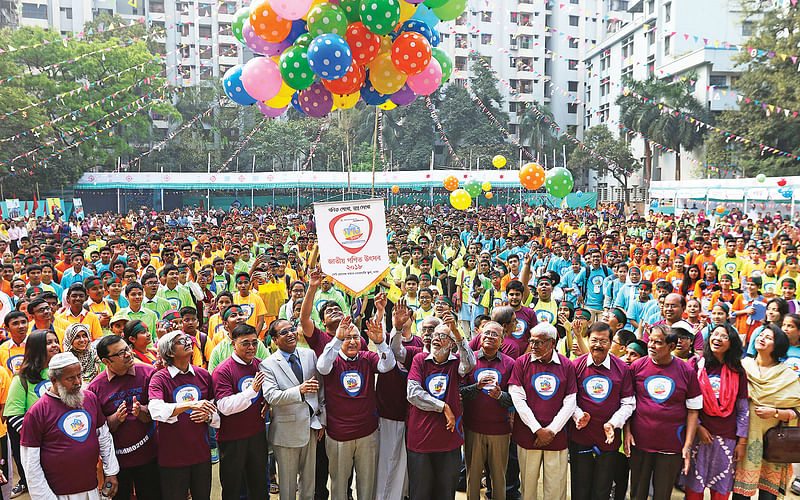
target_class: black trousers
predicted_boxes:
[160,461,212,500]
[613,451,630,500]
[219,431,268,500]
[7,424,24,487]
[115,459,162,500]
[628,448,682,500]
[408,448,461,500]
[315,435,329,500]
[568,442,620,500]
[734,491,778,500]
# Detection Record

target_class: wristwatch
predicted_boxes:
[775,409,780,419]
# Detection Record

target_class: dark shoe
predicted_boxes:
[10,484,27,499]
[791,477,800,495]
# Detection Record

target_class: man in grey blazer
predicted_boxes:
[261,318,325,500]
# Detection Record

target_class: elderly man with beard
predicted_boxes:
[569,322,635,500]
[21,352,120,500]
[509,322,577,500]
[402,311,476,500]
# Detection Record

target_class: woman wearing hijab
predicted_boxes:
[681,322,749,500]
[62,323,99,383]
[733,325,800,500]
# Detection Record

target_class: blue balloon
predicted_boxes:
[222,65,256,105]
[285,19,308,46]
[650,200,659,208]
[399,20,434,44]
[429,28,440,47]
[576,191,583,198]
[782,189,794,199]
[411,4,440,28]
[361,72,390,105]
[291,92,306,115]
[307,34,352,80]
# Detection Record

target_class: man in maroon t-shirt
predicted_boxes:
[21,352,120,499]
[506,280,539,355]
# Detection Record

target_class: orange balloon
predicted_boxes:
[250,0,292,42]
[485,191,493,199]
[443,175,459,191]
[519,162,545,190]
[391,32,432,76]
[322,61,365,95]
[391,185,400,194]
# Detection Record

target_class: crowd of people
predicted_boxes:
[0,201,799,500]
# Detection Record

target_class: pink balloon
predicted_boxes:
[243,20,290,56]
[241,57,282,101]
[268,0,313,20]
[406,58,442,96]
[257,101,288,117]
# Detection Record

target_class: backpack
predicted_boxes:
[579,265,612,297]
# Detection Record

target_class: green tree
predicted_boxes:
[518,102,556,155]
[570,125,641,204]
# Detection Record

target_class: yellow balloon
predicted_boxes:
[302,0,327,20]
[398,0,418,23]
[332,92,360,109]
[368,53,407,94]
[492,155,507,168]
[378,100,397,110]
[450,188,472,210]
[378,35,394,56]
[482,181,491,191]
[266,86,294,108]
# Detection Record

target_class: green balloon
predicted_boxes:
[432,0,467,21]
[294,33,314,48]
[432,47,453,83]
[545,167,574,199]
[465,179,482,198]
[279,45,316,91]
[359,0,401,36]
[231,7,249,45]
[339,0,361,23]
[307,3,349,37]
[424,0,448,8]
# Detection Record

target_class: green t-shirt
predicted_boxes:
[4,369,49,416]
[156,285,195,311]
[121,307,160,341]
[143,296,173,318]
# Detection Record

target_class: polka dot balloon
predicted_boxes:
[368,53,407,94]
[279,45,317,90]
[322,60,365,94]
[391,32,431,75]
[269,0,313,20]
[332,91,361,109]
[443,175,459,191]
[399,19,434,45]
[361,73,391,105]
[231,7,250,45]
[359,0,401,36]
[339,0,362,23]
[431,47,452,82]
[545,167,574,198]
[299,81,334,118]
[308,34,353,79]
[222,65,257,105]
[449,189,471,210]
[519,162,545,190]
[250,0,292,42]
[345,22,382,66]
[405,57,441,95]
[307,2,349,36]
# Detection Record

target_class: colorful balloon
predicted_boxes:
[391,83,417,106]
[250,0,292,42]
[391,32,432,75]
[443,175,459,191]
[756,173,766,183]
[482,181,491,192]
[294,33,315,47]
[308,34,353,79]
[391,185,400,193]
[345,22,382,66]
[299,81,334,117]
[398,0,418,23]
[485,191,493,199]
[411,4,440,27]
[266,81,295,107]
[223,65,257,105]
[257,101,288,117]
[243,20,285,55]
[378,100,397,110]
[332,91,361,109]
[368,53,407,94]
[464,179,482,198]
[406,57,441,95]
[339,0,362,23]
[450,188,471,210]
[269,0,313,20]
[359,0,401,36]
[778,178,788,187]
[322,60,365,94]
[432,0,466,20]
[241,57,282,101]
[544,167,574,198]
[279,45,316,90]
[423,0,448,8]
[431,47,452,82]
[307,2,348,36]
[291,91,305,114]
[715,204,726,214]
[399,19,435,45]
[232,7,250,45]
[492,155,506,168]
[519,162,545,190]
[360,74,391,105]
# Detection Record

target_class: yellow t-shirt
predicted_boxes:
[233,292,267,330]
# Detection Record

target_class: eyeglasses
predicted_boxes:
[107,347,132,359]
[529,339,552,347]
[588,337,610,345]
[276,326,298,337]
[342,335,362,342]
[431,332,451,340]
[34,306,52,314]
[482,331,502,339]
[175,337,193,346]
[420,326,436,332]
[237,340,260,348]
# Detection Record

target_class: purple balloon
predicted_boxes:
[391,84,417,106]
[257,101,288,118]
[299,82,333,118]
[243,19,291,56]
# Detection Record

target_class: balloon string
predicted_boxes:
[218,117,268,173]
[425,96,463,168]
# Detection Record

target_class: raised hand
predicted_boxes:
[392,298,413,331]
[335,316,355,341]
[374,292,387,312]
[365,318,385,344]
[308,267,324,288]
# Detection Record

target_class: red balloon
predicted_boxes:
[391,32,432,76]
[322,61,366,95]
[778,178,788,187]
[346,22,382,67]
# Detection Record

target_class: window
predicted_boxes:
[569,15,579,26]
[664,2,671,21]
[509,35,518,48]
[199,46,212,59]
[218,2,237,14]
[568,59,579,70]
[519,35,532,49]
[601,80,610,96]
[455,56,467,71]
[742,20,755,36]
[481,11,492,22]
[509,102,518,113]
[600,103,610,122]
[647,54,655,76]
[647,27,656,45]
[648,0,655,13]
[21,3,47,19]
[219,22,232,36]
[664,35,671,55]
[520,79,533,93]
[570,0,579,4]
[198,3,212,16]
[199,25,212,38]
[149,1,164,13]
[455,34,468,48]
[622,35,634,58]
[568,81,578,92]
[710,75,727,87]
[481,34,492,44]
[59,7,72,18]
[568,103,578,114]
[455,12,467,25]
[569,38,578,48]
[586,87,591,102]
[622,65,633,79]
[600,50,611,71]
[510,12,518,23]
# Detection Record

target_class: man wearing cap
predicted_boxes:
[207,305,269,373]
[88,335,159,500]
[569,322,635,500]
[53,284,103,343]
[120,282,159,342]
[20,352,120,500]
[149,331,219,500]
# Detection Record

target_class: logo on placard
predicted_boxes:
[532,372,559,400]
[511,319,528,339]
[57,409,92,442]
[583,375,612,403]
[173,384,201,412]
[340,371,363,397]
[238,376,260,403]
[328,212,374,255]
[644,375,675,403]
[426,373,449,399]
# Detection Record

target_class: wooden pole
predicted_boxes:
[371,109,379,197]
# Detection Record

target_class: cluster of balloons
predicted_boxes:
[222,0,460,118]
[443,176,494,209]
[517,162,575,199]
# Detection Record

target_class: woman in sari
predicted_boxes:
[733,325,800,500]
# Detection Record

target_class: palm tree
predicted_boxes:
[518,102,556,158]
[616,77,665,185]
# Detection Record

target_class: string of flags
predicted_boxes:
[300,120,329,171]
[463,82,534,161]
[425,96,464,168]
[377,110,391,170]
[219,117,268,173]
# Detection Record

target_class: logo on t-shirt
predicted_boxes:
[340,371,363,397]
[238,376,261,403]
[644,375,675,404]
[474,368,501,394]
[166,297,182,309]
[783,356,800,376]
[708,375,721,400]
[7,354,23,374]
[590,275,604,295]
[583,375,612,403]
[512,319,528,339]
[57,409,92,443]
[723,262,738,274]
[535,309,555,324]
[240,304,254,320]
[34,380,52,398]
[173,384,201,412]
[532,372,559,400]
[425,373,449,400]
